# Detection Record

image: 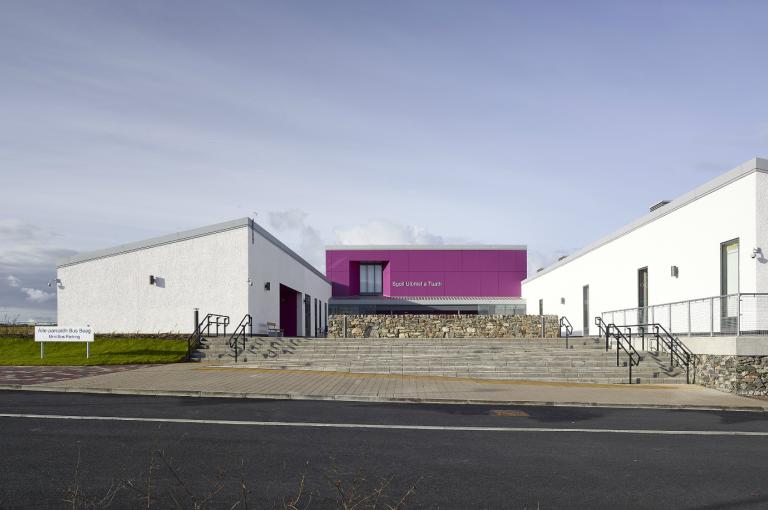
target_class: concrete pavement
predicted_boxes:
[1,363,766,411]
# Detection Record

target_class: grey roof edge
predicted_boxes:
[57,218,251,268]
[57,217,329,283]
[325,244,527,251]
[523,157,768,284]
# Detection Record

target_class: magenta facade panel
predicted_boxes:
[326,247,527,298]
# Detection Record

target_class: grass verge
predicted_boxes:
[0,336,188,366]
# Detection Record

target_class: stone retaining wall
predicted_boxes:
[328,314,560,339]
[695,355,768,396]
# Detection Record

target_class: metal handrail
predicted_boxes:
[610,322,693,384]
[228,314,252,363]
[606,324,642,384]
[594,316,610,351]
[186,313,230,361]
[653,323,693,383]
[559,316,573,348]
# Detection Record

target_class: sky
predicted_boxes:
[1,0,767,321]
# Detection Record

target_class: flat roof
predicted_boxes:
[523,157,768,284]
[326,244,526,251]
[58,217,329,282]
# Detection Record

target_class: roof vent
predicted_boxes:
[558,255,568,261]
[536,267,544,273]
[650,200,670,212]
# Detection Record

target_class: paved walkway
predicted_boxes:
[1,363,766,411]
[0,365,154,385]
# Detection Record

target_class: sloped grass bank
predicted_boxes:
[0,337,188,365]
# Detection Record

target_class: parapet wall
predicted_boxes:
[328,314,560,339]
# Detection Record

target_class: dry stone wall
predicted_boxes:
[328,314,560,339]
[695,354,768,396]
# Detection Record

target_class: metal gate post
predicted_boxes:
[687,301,692,337]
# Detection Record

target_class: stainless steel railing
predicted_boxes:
[601,293,768,337]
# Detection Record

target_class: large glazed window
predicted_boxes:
[359,263,383,295]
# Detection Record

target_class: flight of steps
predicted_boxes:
[191,336,688,384]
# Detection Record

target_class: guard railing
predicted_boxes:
[602,293,768,337]
[186,313,230,361]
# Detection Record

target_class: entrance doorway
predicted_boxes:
[638,267,648,324]
[582,285,590,336]
[279,284,299,336]
[720,239,739,333]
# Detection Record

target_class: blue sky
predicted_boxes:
[1,1,767,320]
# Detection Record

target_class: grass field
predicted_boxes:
[0,337,189,366]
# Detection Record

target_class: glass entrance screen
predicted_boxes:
[359,263,383,295]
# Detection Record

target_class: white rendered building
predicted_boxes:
[522,157,768,343]
[57,218,331,335]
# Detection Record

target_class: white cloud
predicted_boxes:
[6,275,21,288]
[267,210,325,270]
[20,287,55,303]
[268,209,308,231]
[265,212,448,272]
[334,220,443,246]
[526,248,572,278]
[0,219,74,269]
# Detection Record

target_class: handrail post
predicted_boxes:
[628,357,632,384]
[687,301,691,337]
[710,297,714,337]
[736,293,741,337]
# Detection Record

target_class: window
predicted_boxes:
[359,263,383,295]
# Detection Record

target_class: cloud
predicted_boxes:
[266,211,448,272]
[526,248,572,278]
[267,210,325,270]
[268,209,309,231]
[2,273,55,304]
[20,287,55,303]
[0,220,74,270]
[334,220,444,245]
[0,220,74,320]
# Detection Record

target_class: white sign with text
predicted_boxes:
[35,326,94,342]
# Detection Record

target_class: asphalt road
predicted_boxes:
[1,391,768,509]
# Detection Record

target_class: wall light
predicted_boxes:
[752,247,762,259]
[670,266,679,278]
[264,282,271,291]
[47,278,61,287]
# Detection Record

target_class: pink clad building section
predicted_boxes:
[326,247,527,298]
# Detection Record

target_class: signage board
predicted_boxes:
[391,280,443,288]
[35,326,94,343]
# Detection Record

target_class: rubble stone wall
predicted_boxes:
[327,314,560,339]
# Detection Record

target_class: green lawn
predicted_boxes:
[0,337,189,366]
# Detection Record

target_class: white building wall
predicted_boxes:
[522,165,764,336]
[246,224,331,336]
[57,228,248,334]
[756,171,768,292]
